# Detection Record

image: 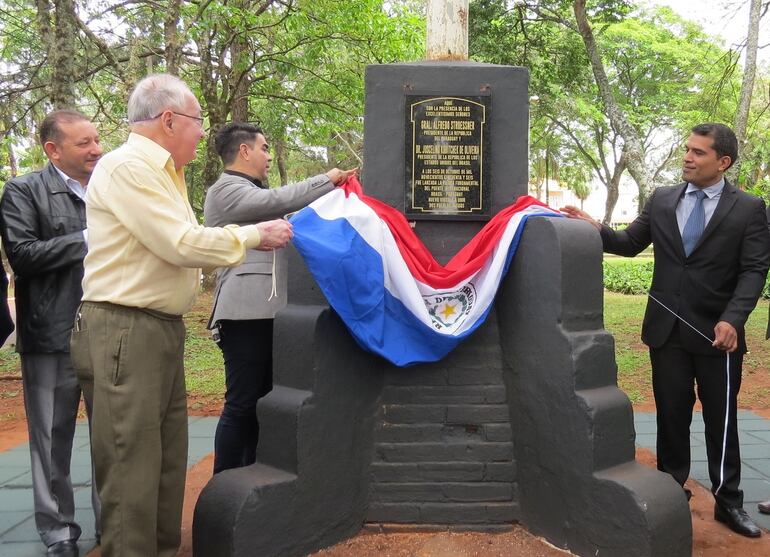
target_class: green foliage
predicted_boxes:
[603,292,650,403]
[604,256,770,300]
[183,295,224,396]
[602,258,654,294]
[2,0,769,218]
[0,346,20,376]
[469,0,761,224]
[0,0,424,210]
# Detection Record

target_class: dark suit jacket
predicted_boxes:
[766,205,770,339]
[0,270,13,346]
[600,180,770,355]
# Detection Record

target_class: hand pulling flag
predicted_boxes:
[289,177,561,366]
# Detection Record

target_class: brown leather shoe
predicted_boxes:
[715,504,762,538]
[759,500,770,515]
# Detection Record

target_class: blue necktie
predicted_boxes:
[682,190,706,256]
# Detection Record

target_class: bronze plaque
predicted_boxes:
[405,95,490,220]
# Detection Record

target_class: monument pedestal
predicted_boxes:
[193,62,691,556]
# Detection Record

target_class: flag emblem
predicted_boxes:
[425,284,476,331]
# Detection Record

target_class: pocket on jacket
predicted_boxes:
[49,214,84,235]
[235,262,273,276]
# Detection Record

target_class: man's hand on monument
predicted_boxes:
[560,205,602,231]
[256,219,293,250]
[326,167,358,186]
[713,321,738,352]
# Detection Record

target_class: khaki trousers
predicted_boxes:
[71,301,188,557]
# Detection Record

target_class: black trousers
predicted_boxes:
[213,319,273,474]
[650,324,743,508]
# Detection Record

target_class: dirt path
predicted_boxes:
[4,390,770,555]
[70,403,770,557]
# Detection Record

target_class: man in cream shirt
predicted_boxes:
[70,73,292,557]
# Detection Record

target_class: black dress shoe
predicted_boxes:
[714,504,762,538]
[46,539,79,557]
[759,500,770,515]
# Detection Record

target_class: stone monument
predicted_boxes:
[193,2,692,555]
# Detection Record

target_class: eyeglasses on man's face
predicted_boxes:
[131,110,206,128]
[168,111,205,126]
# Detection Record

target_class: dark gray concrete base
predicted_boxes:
[193,305,385,557]
[496,217,692,556]
[193,216,692,557]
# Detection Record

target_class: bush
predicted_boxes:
[603,259,770,299]
[602,259,654,295]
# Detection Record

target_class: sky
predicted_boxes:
[645,0,769,63]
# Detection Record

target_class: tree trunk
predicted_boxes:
[602,150,626,225]
[7,142,18,178]
[729,0,762,185]
[200,137,221,195]
[164,0,183,75]
[230,36,251,122]
[275,138,288,186]
[35,0,51,49]
[50,0,78,108]
[573,0,653,199]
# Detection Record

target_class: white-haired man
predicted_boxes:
[70,73,292,557]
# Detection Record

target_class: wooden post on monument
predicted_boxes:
[426,0,468,60]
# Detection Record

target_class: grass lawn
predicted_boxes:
[0,290,227,411]
[1,288,768,412]
[605,292,770,408]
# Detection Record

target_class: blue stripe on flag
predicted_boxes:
[291,208,458,365]
[290,205,555,366]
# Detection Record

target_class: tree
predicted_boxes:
[730,0,765,185]
[572,0,653,198]
[0,0,424,215]
[470,0,740,221]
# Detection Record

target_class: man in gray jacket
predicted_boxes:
[204,122,355,473]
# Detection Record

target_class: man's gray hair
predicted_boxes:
[127,73,193,124]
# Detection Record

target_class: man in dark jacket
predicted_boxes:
[562,123,770,538]
[0,110,102,557]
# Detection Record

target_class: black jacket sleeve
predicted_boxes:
[0,180,87,277]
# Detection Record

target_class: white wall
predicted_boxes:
[530,175,640,224]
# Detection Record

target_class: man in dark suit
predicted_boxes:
[759,207,770,517]
[562,123,770,538]
[204,122,356,473]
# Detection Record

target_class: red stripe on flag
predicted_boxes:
[339,177,554,289]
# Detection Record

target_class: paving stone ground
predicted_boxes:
[0,416,217,557]
[2,412,770,556]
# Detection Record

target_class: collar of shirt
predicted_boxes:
[127,132,174,169]
[684,177,725,200]
[52,164,87,201]
[676,177,725,234]
[223,169,265,188]
[126,132,186,196]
